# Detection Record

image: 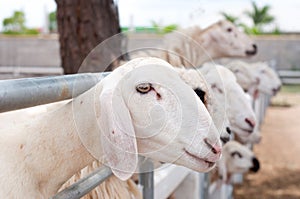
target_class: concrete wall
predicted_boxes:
[1,34,300,70]
[239,35,300,70]
[0,35,60,67]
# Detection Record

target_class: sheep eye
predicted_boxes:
[227,27,232,32]
[231,151,243,158]
[136,83,152,94]
[211,84,223,94]
[194,88,206,105]
[261,70,266,74]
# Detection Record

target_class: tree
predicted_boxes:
[48,11,57,32]
[2,11,25,32]
[55,0,122,74]
[220,12,239,25]
[244,1,275,31]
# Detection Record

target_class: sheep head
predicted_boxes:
[226,60,259,98]
[200,64,257,140]
[252,62,282,96]
[175,67,232,145]
[74,57,222,180]
[205,20,257,57]
[220,141,260,179]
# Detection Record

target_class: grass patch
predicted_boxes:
[281,84,300,93]
[270,100,292,107]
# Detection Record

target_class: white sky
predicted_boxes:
[0,0,299,32]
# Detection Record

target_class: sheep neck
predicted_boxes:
[17,87,100,197]
[186,30,222,66]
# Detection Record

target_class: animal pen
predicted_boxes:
[0,71,271,199]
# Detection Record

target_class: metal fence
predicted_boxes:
[0,71,272,199]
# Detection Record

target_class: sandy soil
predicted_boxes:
[234,92,300,199]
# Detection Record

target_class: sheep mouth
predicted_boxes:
[220,136,230,144]
[235,126,254,134]
[245,49,257,56]
[184,149,216,168]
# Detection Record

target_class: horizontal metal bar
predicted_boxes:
[0,72,110,113]
[51,166,113,199]
[0,66,63,75]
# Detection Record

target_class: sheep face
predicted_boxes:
[253,62,282,96]
[223,141,260,174]
[200,65,257,140]
[77,58,222,180]
[208,20,257,57]
[226,60,259,97]
[174,67,231,145]
[123,65,222,173]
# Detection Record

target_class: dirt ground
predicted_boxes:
[233,91,300,199]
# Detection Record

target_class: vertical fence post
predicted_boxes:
[138,157,154,199]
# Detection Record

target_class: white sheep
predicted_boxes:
[219,141,260,180]
[251,61,282,96]
[208,141,260,199]
[226,60,282,97]
[199,64,257,142]
[174,67,232,144]
[128,20,257,68]
[225,60,259,98]
[0,57,222,198]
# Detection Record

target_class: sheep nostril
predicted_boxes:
[245,118,255,128]
[226,127,231,135]
[204,138,222,154]
[253,44,257,50]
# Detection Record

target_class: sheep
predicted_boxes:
[225,60,259,98]
[175,64,258,143]
[226,60,282,97]
[218,140,260,180]
[174,67,232,144]
[128,20,256,68]
[208,141,260,199]
[199,64,257,142]
[251,61,282,96]
[0,57,222,198]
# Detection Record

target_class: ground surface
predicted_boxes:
[234,88,300,199]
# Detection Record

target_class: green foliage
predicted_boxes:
[162,24,178,33]
[2,10,40,35]
[2,10,25,32]
[245,1,275,26]
[220,12,239,25]
[272,26,281,35]
[220,1,279,35]
[49,11,57,32]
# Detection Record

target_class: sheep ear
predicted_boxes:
[98,88,138,180]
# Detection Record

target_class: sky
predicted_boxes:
[0,0,300,32]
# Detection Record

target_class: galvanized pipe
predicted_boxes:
[0,72,110,113]
[50,166,113,199]
[139,157,154,199]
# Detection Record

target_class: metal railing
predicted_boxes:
[0,72,157,199]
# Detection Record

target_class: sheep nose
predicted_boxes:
[245,117,256,129]
[204,138,222,155]
[250,157,260,172]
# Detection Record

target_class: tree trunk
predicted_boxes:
[55,0,122,74]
